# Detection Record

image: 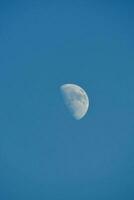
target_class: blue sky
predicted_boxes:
[0,0,134,199]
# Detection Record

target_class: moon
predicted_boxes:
[60,83,89,120]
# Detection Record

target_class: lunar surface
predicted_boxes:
[60,83,89,120]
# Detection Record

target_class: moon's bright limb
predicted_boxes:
[60,83,89,120]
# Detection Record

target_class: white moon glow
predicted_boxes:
[60,83,89,120]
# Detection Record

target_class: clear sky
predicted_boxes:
[0,0,134,199]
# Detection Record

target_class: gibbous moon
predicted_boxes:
[60,83,89,120]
